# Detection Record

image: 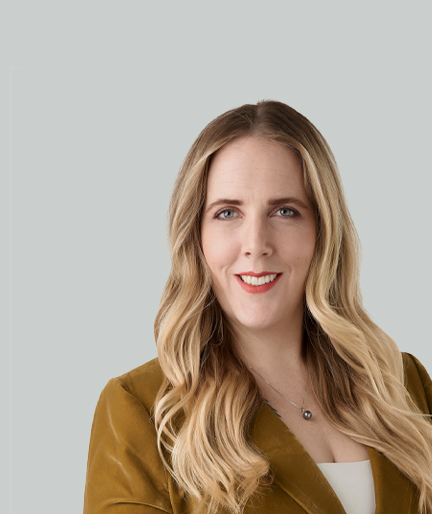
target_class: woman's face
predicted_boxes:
[200,136,317,334]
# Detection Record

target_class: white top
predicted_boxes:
[316,459,376,514]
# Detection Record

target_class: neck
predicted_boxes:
[229,312,307,377]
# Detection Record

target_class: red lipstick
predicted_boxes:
[235,272,282,294]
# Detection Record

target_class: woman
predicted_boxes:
[83,100,432,514]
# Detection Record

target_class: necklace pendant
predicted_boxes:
[302,409,312,420]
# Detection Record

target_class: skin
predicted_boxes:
[200,135,317,378]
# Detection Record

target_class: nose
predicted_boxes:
[241,215,273,257]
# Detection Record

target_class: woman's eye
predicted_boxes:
[276,207,297,217]
[215,209,237,219]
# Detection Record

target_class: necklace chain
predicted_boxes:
[248,365,313,420]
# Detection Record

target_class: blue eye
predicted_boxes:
[215,209,237,219]
[277,207,297,217]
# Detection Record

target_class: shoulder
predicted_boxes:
[104,357,167,414]
[85,358,175,514]
[401,352,432,415]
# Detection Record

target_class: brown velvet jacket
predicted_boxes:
[83,352,432,514]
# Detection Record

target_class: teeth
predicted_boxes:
[240,274,278,286]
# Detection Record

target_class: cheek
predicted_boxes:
[201,230,237,275]
[282,232,316,269]
[201,229,222,270]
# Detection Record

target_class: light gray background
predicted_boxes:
[3,2,431,513]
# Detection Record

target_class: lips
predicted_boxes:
[235,273,282,294]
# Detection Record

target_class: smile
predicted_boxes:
[239,273,278,285]
[235,273,282,294]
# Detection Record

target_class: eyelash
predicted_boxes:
[214,206,300,220]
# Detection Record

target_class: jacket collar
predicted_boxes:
[250,400,415,514]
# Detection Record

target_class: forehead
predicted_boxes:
[206,136,304,198]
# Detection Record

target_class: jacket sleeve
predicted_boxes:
[83,377,173,514]
[403,352,432,417]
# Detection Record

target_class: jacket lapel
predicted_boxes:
[251,400,417,514]
[367,446,414,513]
[250,400,346,514]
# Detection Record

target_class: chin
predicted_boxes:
[236,313,280,332]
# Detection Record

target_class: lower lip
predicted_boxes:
[235,274,282,294]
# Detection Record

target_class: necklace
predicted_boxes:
[248,365,313,420]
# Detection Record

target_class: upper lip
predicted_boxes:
[236,271,282,277]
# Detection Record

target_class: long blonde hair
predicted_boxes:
[153,100,432,514]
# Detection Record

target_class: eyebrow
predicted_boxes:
[205,197,309,213]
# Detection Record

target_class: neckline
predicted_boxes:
[316,459,371,466]
[252,390,415,513]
